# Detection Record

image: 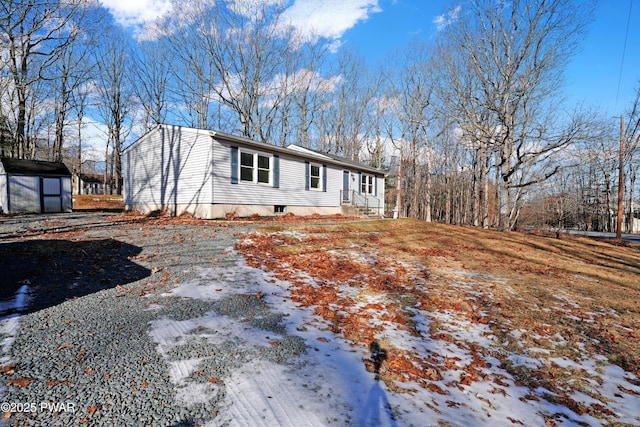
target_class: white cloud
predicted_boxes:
[105,0,381,45]
[100,0,173,27]
[433,4,461,31]
[282,0,381,41]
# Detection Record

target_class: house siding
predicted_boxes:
[211,139,342,208]
[123,125,213,214]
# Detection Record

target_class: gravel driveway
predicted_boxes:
[0,213,308,426]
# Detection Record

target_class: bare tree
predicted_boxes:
[131,40,171,130]
[0,0,86,159]
[437,0,595,230]
[156,0,297,141]
[94,26,133,194]
[319,48,378,160]
[383,40,437,221]
[276,35,332,148]
[51,5,102,163]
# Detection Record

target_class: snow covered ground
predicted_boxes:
[148,238,640,427]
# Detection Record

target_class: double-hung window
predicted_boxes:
[240,150,271,184]
[310,164,321,190]
[361,174,375,194]
[305,161,326,192]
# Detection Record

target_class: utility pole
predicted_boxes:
[616,115,625,242]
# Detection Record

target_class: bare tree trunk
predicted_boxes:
[394,147,402,219]
[77,114,82,194]
[103,134,110,195]
[472,145,480,227]
[424,145,432,222]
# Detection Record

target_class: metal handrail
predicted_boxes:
[345,190,381,217]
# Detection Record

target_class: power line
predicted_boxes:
[615,0,634,112]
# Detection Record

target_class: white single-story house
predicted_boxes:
[122,124,385,219]
[0,157,73,214]
[73,173,113,195]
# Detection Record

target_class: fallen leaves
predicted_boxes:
[236,220,640,423]
[76,349,88,363]
[0,364,15,375]
[56,342,74,351]
[7,377,33,388]
[236,227,447,391]
[47,379,73,387]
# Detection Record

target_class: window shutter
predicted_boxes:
[358,172,362,194]
[374,175,377,196]
[230,146,238,184]
[273,155,280,188]
[305,161,310,191]
[322,164,327,192]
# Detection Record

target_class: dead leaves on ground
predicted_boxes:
[7,378,33,388]
[235,220,639,422]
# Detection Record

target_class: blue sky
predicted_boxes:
[336,0,640,116]
[102,0,640,116]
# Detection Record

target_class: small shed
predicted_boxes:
[0,157,72,214]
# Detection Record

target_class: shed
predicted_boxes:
[0,158,72,214]
[123,124,385,219]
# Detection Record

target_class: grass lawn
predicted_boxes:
[236,218,640,425]
[72,194,124,211]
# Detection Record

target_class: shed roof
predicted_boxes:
[0,157,71,176]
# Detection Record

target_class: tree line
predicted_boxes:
[1,0,639,231]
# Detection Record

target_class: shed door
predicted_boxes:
[42,177,62,213]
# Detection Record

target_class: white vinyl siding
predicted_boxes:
[123,125,213,209]
[213,141,341,207]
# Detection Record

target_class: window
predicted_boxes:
[240,152,254,182]
[310,164,321,190]
[305,162,326,192]
[361,174,375,194]
[257,155,270,184]
[239,150,271,184]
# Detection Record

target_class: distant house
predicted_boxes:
[122,124,385,219]
[73,173,112,195]
[0,157,72,214]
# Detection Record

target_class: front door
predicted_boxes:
[342,171,350,202]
